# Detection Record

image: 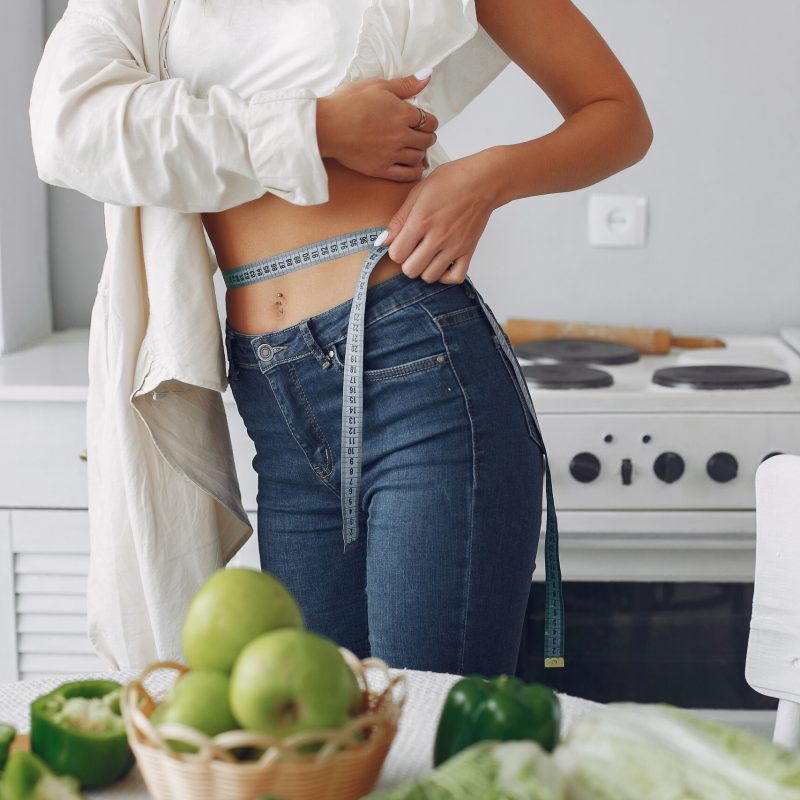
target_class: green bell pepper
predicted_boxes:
[0,750,86,800]
[29,680,133,790]
[433,674,560,767]
[0,724,15,772]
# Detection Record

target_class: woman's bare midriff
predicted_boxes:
[204,157,420,335]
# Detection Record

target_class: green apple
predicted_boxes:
[151,670,239,753]
[229,629,363,739]
[182,568,305,672]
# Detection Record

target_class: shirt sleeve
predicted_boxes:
[404,0,511,129]
[29,5,330,212]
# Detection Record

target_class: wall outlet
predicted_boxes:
[588,194,648,247]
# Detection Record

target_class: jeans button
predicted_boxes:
[257,343,274,361]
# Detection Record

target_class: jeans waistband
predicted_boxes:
[225,266,458,371]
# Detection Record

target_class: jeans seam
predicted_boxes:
[434,304,484,328]
[320,283,455,353]
[369,353,449,382]
[257,351,312,373]
[493,336,542,449]
[264,370,336,491]
[287,361,334,478]
[416,300,477,674]
[329,348,449,382]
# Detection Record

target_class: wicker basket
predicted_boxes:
[121,649,407,800]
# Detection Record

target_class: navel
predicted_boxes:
[273,291,285,319]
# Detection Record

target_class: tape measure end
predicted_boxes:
[544,657,565,669]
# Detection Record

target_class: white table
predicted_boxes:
[0,668,602,798]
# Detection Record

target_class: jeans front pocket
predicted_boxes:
[324,302,451,383]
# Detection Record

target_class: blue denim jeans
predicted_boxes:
[224,269,545,676]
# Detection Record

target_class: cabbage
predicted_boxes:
[553,703,800,800]
[365,739,565,800]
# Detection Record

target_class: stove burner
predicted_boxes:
[652,365,791,390]
[514,337,639,365]
[520,362,614,389]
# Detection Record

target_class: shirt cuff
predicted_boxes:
[246,87,330,206]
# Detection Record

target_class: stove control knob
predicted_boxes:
[653,451,685,484]
[621,458,633,485]
[706,451,738,483]
[570,452,601,483]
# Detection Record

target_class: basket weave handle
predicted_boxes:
[121,649,407,766]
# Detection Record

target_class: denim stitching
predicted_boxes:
[492,336,542,449]
[328,348,449,383]
[363,283,455,329]
[370,353,449,382]
[315,283,456,355]
[433,304,484,328]
[256,350,312,372]
[416,298,476,674]
[286,361,334,478]
[226,280,454,345]
[263,370,333,487]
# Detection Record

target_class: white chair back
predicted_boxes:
[746,453,800,748]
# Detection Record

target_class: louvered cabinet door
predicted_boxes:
[1,509,105,681]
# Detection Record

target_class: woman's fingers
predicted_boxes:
[382,163,428,182]
[395,147,428,167]
[418,251,466,284]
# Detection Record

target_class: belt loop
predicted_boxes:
[298,320,332,369]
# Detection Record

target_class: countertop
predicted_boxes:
[0,666,602,798]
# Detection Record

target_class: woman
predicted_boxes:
[29,0,652,674]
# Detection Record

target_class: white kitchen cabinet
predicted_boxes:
[0,329,260,680]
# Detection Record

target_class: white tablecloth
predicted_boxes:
[0,668,603,798]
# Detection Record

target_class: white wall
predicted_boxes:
[0,1,50,353]
[39,0,800,334]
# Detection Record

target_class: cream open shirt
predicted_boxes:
[29,0,511,669]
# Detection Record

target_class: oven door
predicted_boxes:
[517,580,775,711]
[514,511,777,714]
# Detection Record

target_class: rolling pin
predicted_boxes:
[502,319,726,354]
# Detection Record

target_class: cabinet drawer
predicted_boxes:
[0,401,87,507]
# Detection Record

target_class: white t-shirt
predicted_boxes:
[164,0,373,99]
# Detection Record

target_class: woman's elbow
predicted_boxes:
[636,109,654,160]
[625,97,654,165]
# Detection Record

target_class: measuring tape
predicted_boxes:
[222,225,387,552]
[223,227,565,668]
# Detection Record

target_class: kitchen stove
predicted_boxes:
[517,329,800,518]
[515,338,641,365]
[514,328,800,724]
[521,362,615,390]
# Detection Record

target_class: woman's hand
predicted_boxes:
[316,75,438,182]
[378,155,500,285]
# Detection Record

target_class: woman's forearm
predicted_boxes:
[473,98,654,210]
